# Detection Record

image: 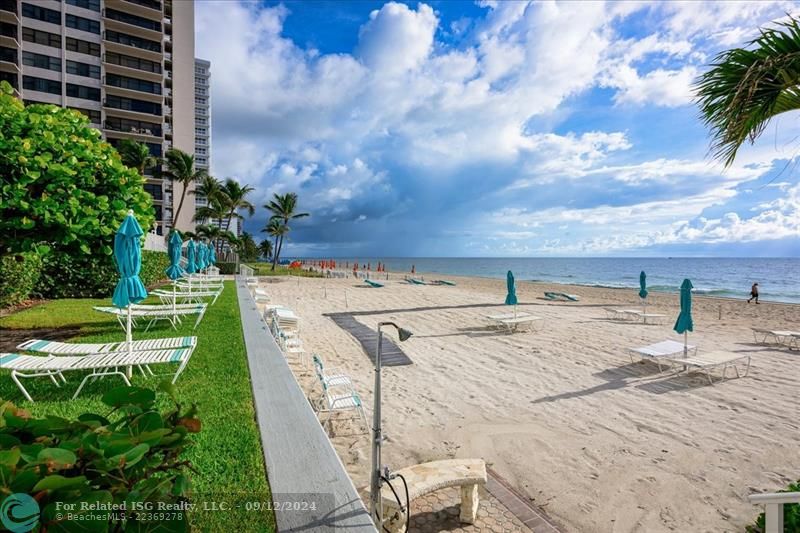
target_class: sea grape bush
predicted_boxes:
[0,81,154,296]
[0,252,42,308]
[0,383,201,532]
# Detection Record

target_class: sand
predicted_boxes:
[255,272,800,532]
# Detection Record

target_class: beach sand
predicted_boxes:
[256,272,800,532]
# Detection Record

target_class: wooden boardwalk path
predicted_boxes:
[327,313,413,366]
[236,281,376,532]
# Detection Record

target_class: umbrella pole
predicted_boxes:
[126,305,133,379]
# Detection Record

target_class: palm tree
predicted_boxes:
[116,139,157,175]
[261,218,287,270]
[192,175,222,220]
[264,192,309,270]
[258,239,273,261]
[694,16,800,166]
[219,179,255,233]
[161,149,207,228]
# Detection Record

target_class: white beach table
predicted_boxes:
[629,340,696,371]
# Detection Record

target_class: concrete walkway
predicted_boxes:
[237,280,376,532]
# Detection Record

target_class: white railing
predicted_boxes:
[240,264,254,277]
[749,492,800,533]
[143,232,167,252]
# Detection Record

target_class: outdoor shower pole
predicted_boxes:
[370,323,385,526]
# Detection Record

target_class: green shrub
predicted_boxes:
[141,250,170,287]
[36,250,170,299]
[0,80,154,283]
[0,383,200,531]
[748,480,800,533]
[215,262,237,275]
[0,252,42,308]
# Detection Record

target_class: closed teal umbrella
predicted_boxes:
[197,242,207,271]
[505,270,518,305]
[112,210,147,362]
[209,243,217,266]
[186,239,197,274]
[674,278,694,356]
[165,231,184,280]
[639,271,648,299]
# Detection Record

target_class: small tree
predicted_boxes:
[161,149,206,228]
[258,239,273,261]
[0,82,154,296]
[263,192,308,270]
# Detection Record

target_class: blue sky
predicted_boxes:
[195,1,800,257]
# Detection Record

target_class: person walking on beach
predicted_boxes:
[747,282,759,304]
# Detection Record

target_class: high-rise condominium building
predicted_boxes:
[0,0,196,235]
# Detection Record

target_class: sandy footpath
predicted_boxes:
[255,272,800,532]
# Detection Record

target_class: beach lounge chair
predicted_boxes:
[0,342,196,401]
[751,328,800,349]
[678,351,751,385]
[497,315,543,333]
[93,303,207,331]
[485,311,532,321]
[629,340,696,371]
[152,288,221,305]
[253,288,270,303]
[407,277,427,285]
[544,292,580,302]
[605,308,642,320]
[314,377,367,433]
[312,354,353,391]
[365,279,384,288]
[17,336,195,355]
[432,280,456,286]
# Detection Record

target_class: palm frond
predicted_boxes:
[694,16,800,166]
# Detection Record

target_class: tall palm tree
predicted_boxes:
[192,175,224,226]
[264,192,309,270]
[161,149,207,228]
[261,218,286,270]
[116,139,157,175]
[694,16,800,166]
[258,239,273,261]
[219,179,255,232]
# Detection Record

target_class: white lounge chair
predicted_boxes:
[93,304,207,331]
[629,340,697,371]
[679,351,751,385]
[152,288,221,305]
[314,377,367,433]
[605,308,642,320]
[485,311,531,321]
[497,315,543,333]
[312,354,353,390]
[0,342,196,401]
[752,328,800,349]
[17,336,195,355]
[253,288,270,303]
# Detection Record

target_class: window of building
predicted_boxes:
[144,183,163,201]
[195,87,206,96]
[104,52,161,74]
[196,117,206,126]
[196,147,206,155]
[21,3,60,25]
[106,73,162,95]
[22,51,61,71]
[66,37,100,56]
[1,22,18,40]
[105,94,162,116]
[194,107,203,116]
[195,98,206,106]
[194,128,207,136]
[107,138,163,157]
[105,30,161,53]
[196,138,206,146]
[105,116,162,136]
[22,27,61,48]
[66,60,100,79]
[125,0,162,11]
[1,46,17,64]
[104,8,161,32]
[196,157,207,165]
[66,0,100,12]
[70,107,101,124]
[66,14,100,34]
[1,71,18,88]
[66,83,100,101]
[23,75,61,95]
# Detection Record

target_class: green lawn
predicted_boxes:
[0,281,275,532]
[246,262,323,277]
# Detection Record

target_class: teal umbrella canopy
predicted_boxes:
[673,278,694,334]
[639,271,648,299]
[165,231,185,280]
[197,242,207,270]
[186,239,197,274]
[209,244,217,265]
[505,270,518,305]
[111,211,147,308]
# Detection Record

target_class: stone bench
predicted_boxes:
[380,459,487,532]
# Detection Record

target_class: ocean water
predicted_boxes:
[329,258,800,304]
